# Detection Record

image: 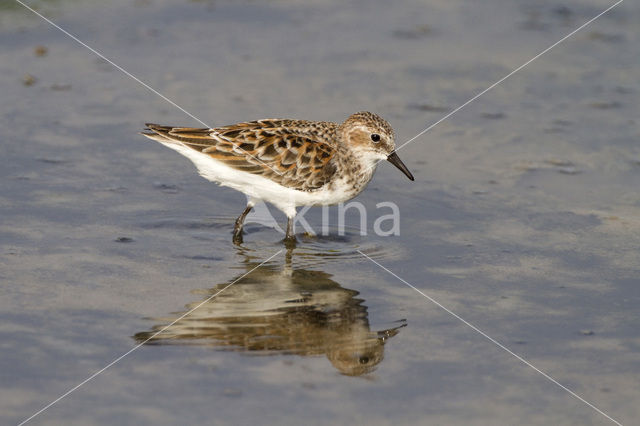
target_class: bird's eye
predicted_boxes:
[370,134,381,143]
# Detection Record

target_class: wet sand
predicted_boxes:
[1,0,639,425]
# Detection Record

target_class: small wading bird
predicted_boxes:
[142,111,414,244]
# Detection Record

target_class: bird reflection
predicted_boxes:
[134,247,406,376]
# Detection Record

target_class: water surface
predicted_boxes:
[1,0,639,425]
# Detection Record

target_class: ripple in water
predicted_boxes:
[235,224,405,270]
[138,216,233,230]
[139,216,405,269]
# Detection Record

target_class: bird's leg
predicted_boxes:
[232,204,253,244]
[283,215,297,248]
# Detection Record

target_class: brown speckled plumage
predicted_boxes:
[141,111,413,243]
[144,119,339,191]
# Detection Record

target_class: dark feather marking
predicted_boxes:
[261,143,278,159]
[146,121,339,191]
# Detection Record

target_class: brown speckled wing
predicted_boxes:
[145,120,337,191]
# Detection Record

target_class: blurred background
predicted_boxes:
[1,0,638,425]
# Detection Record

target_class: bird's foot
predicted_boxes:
[283,234,297,249]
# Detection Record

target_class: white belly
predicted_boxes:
[158,141,368,216]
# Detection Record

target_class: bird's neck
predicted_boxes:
[330,145,379,195]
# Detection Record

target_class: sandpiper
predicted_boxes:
[142,111,414,243]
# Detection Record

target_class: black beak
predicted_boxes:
[387,151,414,181]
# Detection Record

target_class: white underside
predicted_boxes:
[153,139,368,217]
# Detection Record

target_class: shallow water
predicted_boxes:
[1,0,639,425]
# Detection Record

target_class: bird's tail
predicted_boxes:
[140,123,177,143]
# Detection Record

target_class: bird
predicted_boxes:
[141,111,414,244]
